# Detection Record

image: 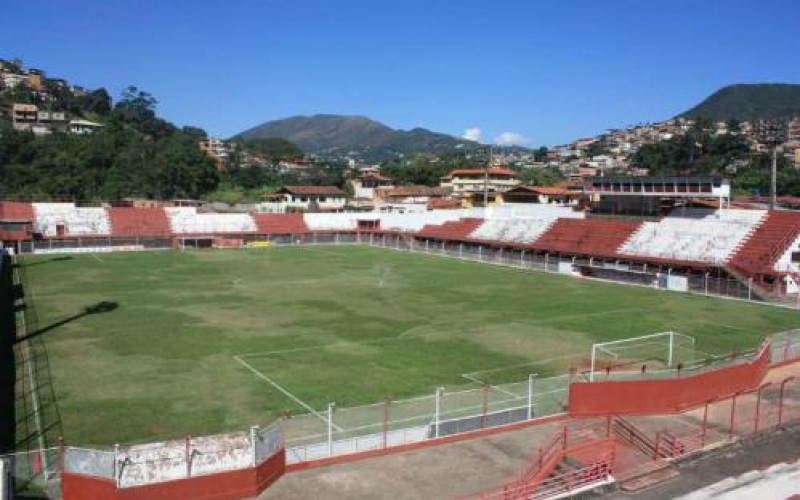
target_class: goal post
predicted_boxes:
[589,331,696,382]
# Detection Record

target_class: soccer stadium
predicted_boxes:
[3,183,800,499]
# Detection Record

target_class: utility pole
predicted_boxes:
[755,120,788,211]
[482,145,492,207]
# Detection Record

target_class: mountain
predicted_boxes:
[233,114,478,161]
[679,83,800,122]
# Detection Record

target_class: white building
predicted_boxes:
[257,186,348,213]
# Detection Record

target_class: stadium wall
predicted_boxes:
[568,341,772,416]
[61,449,285,500]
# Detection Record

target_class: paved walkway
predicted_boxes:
[260,421,565,500]
[259,361,800,500]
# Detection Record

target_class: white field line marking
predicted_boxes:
[696,320,751,333]
[233,355,342,431]
[462,354,585,379]
[529,308,643,324]
[91,253,105,264]
[461,373,518,397]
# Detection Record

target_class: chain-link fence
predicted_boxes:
[17,237,172,254]
[283,373,571,463]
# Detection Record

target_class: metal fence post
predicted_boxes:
[250,425,259,467]
[482,384,489,428]
[527,374,537,420]
[327,402,335,457]
[755,384,769,433]
[701,400,710,448]
[459,243,463,259]
[778,377,794,425]
[112,443,120,485]
[185,435,192,478]
[434,387,444,438]
[383,396,391,449]
[747,278,753,301]
[729,393,739,439]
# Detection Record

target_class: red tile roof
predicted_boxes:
[278,186,346,196]
[446,168,517,177]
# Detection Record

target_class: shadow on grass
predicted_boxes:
[14,301,119,345]
[16,256,73,268]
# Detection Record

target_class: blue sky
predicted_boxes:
[4,0,800,146]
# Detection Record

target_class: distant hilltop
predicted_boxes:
[233,114,481,162]
[679,83,800,122]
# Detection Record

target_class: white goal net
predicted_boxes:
[588,331,697,381]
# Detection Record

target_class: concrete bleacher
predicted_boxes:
[729,210,800,274]
[303,213,360,231]
[32,203,111,237]
[108,207,172,237]
[0,201,35,220]
[417,218,485,240]
[469,206,583,245]
[534,218,643,257]
[252,213,309,234]
[165,207,257,234]
[619,208,767,264]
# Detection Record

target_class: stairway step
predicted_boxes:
[618,464,679,492]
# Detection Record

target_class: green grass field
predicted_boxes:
[18,246,800,446]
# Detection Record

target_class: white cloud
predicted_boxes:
[494,132,531,146]
[462,127,482,142]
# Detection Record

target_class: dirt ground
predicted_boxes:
[600,423,800,499]
[258,361,800,500]
[259,421,565,500]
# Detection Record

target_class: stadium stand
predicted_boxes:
[468,207,583,245]
[252,213,309,234]
[618,208,766,264]
[728,210,800,275]
[108,207,172,237]
[9,200,800,299]
[417,218,484,240]
[303,213,359,231]
[0,201,34,220]
[534,218,642,257]
[165,207,257,234]
[32,203,111,237]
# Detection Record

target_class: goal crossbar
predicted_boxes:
[589,331,695,382]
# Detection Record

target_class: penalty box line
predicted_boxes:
[233,355,343,431]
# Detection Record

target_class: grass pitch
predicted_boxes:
[19,246,800,446]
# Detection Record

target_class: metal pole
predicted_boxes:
[748,278,752,301]
[186,435,192,477]
[704,272,709,296]
[729,393,738,439]
[482,384,489,429]
[771,145,777,211]
[778,377,794,425]
[527,374,537,420]
[668,331,674,368]
[590,344,596,382]
[755,384,770,433]
[327,402,335,457]
[383,396,391,449]
[250,426,259,466]
[434,387,444,438]
[701,400,710,448]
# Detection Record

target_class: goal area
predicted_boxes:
[588,331,696,381]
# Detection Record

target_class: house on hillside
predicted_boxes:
[349,172,394,200]
[504,185,581,205]
[257,186,348,213]
[374,185,451,211]
[440,168,519,207]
